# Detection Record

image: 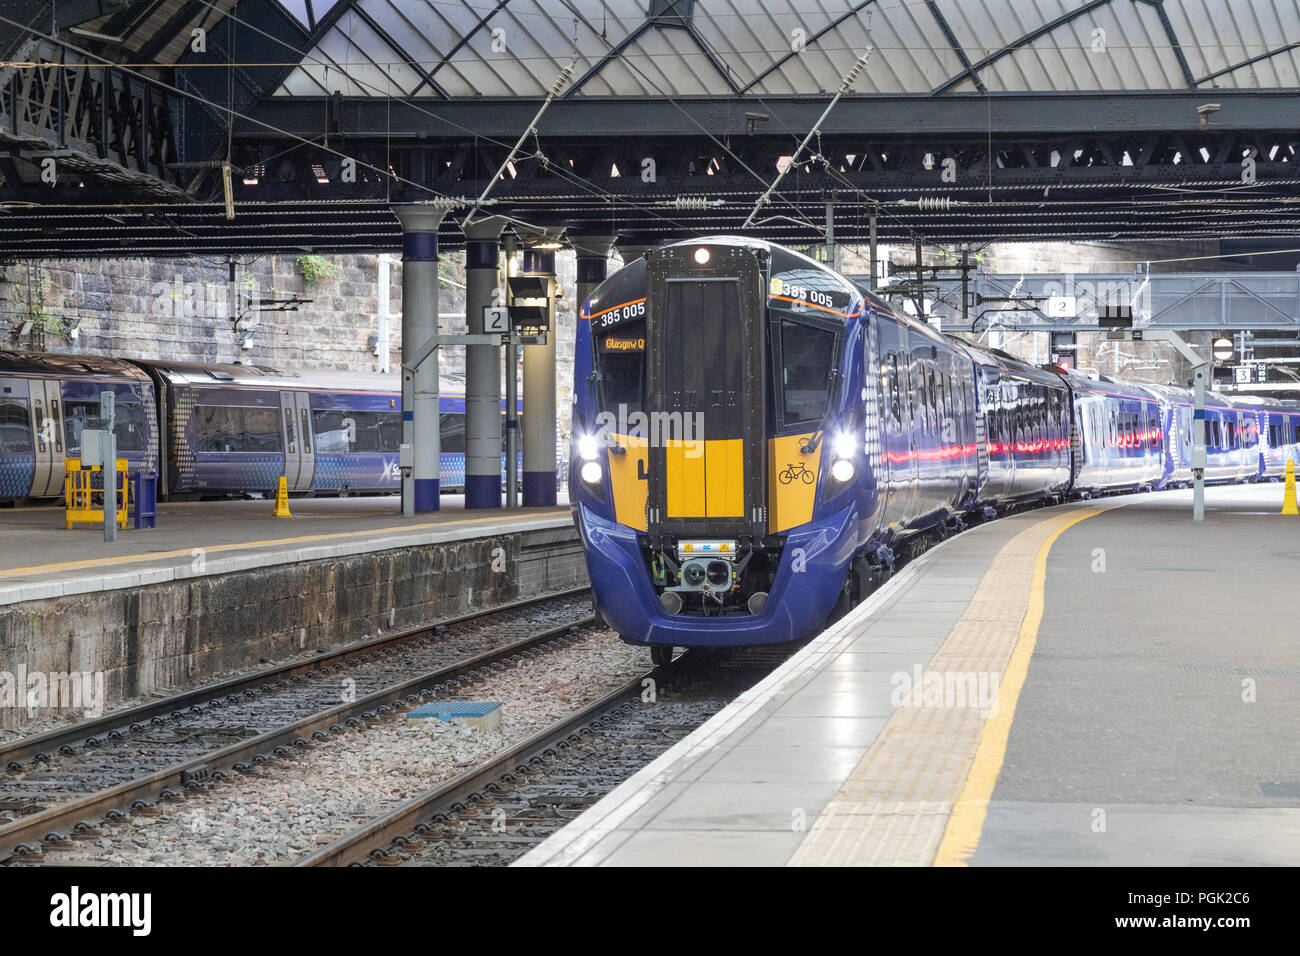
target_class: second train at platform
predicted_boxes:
[0,353,521,500]
[569,237,1300,659]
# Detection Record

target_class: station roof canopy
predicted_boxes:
[3,0,1300,255]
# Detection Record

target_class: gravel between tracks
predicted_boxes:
[26,629,646,866]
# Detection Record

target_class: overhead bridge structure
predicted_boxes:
[2,0,1300,255]
[881,270,1300,333]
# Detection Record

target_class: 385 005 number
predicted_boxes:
[597,299,646,329]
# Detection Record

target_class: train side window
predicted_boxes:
[284,409,297,454]
[439,413,466,454]
[1226,421,1236,448]
[912,365,925,429]
[926,367,937,429]
[112,398,147,453]
[378,411,402,450]
[32,399,46,453]
[300,409,311,453]
[886,355,901,424]
[194,405,283,453]
[0,397,33,454]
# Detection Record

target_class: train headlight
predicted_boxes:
[694,247,711,265]
[832,431,857,460]
[577,433,601,461]
[830,458,856,483]
[580,461,603,485]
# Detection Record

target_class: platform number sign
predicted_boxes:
[483,306,509,334]
[1047,296,1076,318]
[1234,366,1251,385]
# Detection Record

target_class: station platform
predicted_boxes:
[0,494,572,606]
[520,484,1300,867]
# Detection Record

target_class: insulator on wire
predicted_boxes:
[671,197,716,210]
[841,44,874,89]
[550,61,575,97]
[916,196,952,211]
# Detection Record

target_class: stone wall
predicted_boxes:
[0,249,581,459]
[0,525,586,730]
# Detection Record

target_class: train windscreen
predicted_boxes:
[773,315,838,428]
[596,322,646,422]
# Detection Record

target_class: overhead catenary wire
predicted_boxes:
[742,43,874,230]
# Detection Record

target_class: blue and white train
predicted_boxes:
[0,351,523,501]
[569,237,1300,660]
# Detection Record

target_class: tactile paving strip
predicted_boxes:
[788,506,1103,867]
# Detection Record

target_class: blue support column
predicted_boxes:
[393,204,449,514]
[521,247,557,507]
[464,216,506,509]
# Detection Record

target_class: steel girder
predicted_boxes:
[0,39,188,198]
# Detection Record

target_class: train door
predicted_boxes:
[29,378,66,496]
[275,390,302,489]
[293,392,315,491]
[644,247,765,538]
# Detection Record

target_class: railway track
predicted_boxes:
[299,646,790,867]
[0,588,595,863]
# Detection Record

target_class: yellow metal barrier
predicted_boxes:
[65,457,129,530]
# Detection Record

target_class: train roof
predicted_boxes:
[662,236,894,316]
[945,338,1068,388]
[133,358,423,394]
[0,350,151,382]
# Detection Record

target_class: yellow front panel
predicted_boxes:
[606,433,648,531]
[705,438,745,517]
[768,433,819,532]
[665,439,707,517]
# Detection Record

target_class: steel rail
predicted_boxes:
[295,666,658,867]
[0,610,599,863]
[0,586,590,769]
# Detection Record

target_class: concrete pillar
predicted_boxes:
[463,217,507,509]
[522,246,558,506]
[573,236,617,298]
[615,238,658,266]
[393,204,449,514]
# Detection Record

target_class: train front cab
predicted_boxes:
[573,240,864,648]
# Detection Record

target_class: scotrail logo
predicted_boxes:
[381,458,400,482]
[49,886,151,937]
[0,667,105,717]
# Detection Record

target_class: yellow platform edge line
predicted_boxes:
[931,507,1103,867]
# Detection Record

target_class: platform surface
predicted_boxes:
[0,494,572,606]
[519,484,1300,867]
